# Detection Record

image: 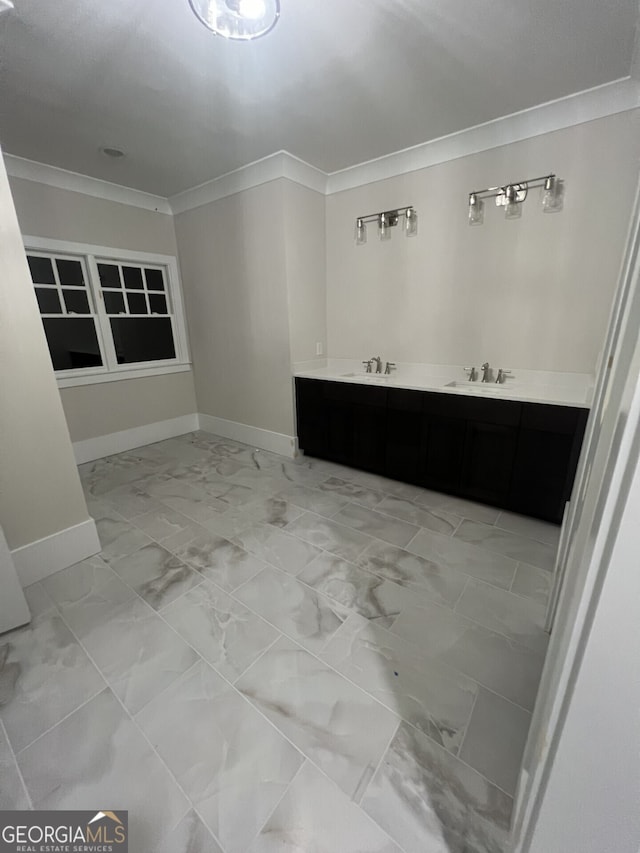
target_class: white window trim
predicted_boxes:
[23,235,192,388]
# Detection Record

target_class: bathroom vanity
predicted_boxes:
[294,366,589,523]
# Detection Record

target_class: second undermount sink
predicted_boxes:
[445,381,511,391]
[341,372,390,380]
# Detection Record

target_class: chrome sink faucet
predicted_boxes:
[370,356,383,374]
[481,362,491,382]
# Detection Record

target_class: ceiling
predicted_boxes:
[0,0,638,197]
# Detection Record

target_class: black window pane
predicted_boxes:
[98,263,121,288]
[28,256,55,284]
[127,292,148,314]
[63,289,90,314]
[110,318,175,364]
[104,292,126,314]
[35,288,62,314]
[148,293,168,315]
[123,266,144,289]
[145,268,165,291]
[56,259,84,286]
[42,318,103,370]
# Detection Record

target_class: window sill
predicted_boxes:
[56,363,192,389]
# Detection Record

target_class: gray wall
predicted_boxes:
[8,176,198,442]
[326,111,640,374]
[0,158,90,549]
[174,179,296,436]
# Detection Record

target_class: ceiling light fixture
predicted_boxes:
[189,0,280,40]
[354,206,417,245]
[467,174,563,224]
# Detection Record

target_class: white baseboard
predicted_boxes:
[11,518,101,587]
[198,413,297,458]
[73,414,199,464]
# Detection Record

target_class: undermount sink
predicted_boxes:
[341,372,390,380]
[445,380,511,391]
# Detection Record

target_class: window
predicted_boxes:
[24,238,190,387]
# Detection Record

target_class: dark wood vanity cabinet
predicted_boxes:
[295,377,588,523]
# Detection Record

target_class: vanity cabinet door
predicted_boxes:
[324,382,388,473]
[458,398,521,505]
[510,404,588,523]
[295,378,327,458]
[386,389,426,484]
[421,393,468,493]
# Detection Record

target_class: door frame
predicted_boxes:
[510,171,640,850]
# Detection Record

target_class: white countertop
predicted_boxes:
[293,359,593,408]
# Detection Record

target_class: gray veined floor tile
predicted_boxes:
[156,810,223,853]
[94,504,154,563]
[42,555,136,637]
[162,582,278,680]
[357,540,469,608]
[136,659,303,853]
[248,760,402,853]
[298,551,423,627]
[132,506,200,542]
[236,635,400,800]
[233,522,323,575]
[148,478,229,523]
[389,603,545,710]
[22,582,57,619]
[0,723,29,809]
[18,689,189,853]
[101,479,167,520]
[275,483,351,518]
[361,722,512,853]
[332,502,420,548]
[316,476,386,508]
[322,614,478,754]
[495,511,561,548]
[407,528,517,590]
[169,529,269,591]
[0,614,104,753]
[285,512,373,563]
[110,543,203,611]
[79,596,198,714]
[510,562,553,606]
[242,496,306,528]
[412,492,501,525]
[454,520,557,573]
[374,495,462,535]
[459,688,532,796]
[234,566,347,654]
[455,578,548,654]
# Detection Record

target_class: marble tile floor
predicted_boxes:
[0,431,559,853]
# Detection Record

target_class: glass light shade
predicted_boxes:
[504,186,522,220]
[541,176,563,213]
[189,0,280,40]
[355,218,367,246]
[468,194,484,226]
[404,207,418,237]
[379,213,391,241]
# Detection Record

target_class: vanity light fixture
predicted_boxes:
[467,174,563,224]
[354,206,417,245]
[189,0,280,40]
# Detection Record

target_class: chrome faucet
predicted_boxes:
[362,359,373,373]
[370,356,383,374]
[464,366,477,382]
[496,369,512,384]
[384,361,396,375]
[481,362,491,382]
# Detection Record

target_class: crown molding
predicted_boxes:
[169,150,327,214]
[325,76,640,194]
[3,153,172,214]
[3,77,639,215]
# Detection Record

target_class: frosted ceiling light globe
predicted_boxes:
[189,0,280,40]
